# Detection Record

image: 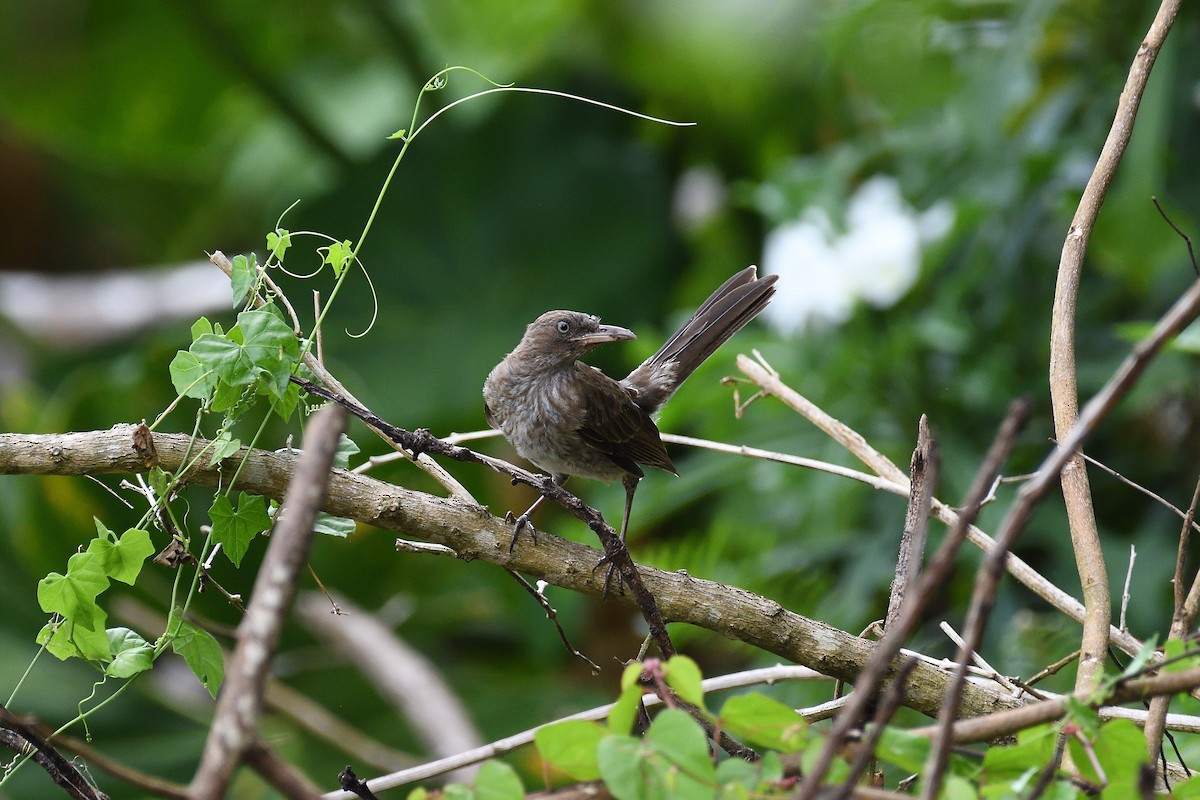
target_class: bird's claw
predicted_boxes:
[505,511,537,552]
[593,552,623,598]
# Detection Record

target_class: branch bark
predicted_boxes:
[1047,0,1181,694]
[188,405,346,799]
[0,424,1020,723]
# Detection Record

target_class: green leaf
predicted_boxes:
[208,431,243,465]
[939,774,977,800]
[334,433,360,469]
[87,527,154,585]
[1163,637,1200,673]
[473,760,523,800]
[106,628,154,677]
[172,618,224,697]
[236,308,300,398]
[191,332,254,387]
[718,692,807,752]
[535,720,605,781]
[230,252,257,306]
[37,551,110,628]
[210,492,272,567]
[1119,634,1158,680]
[874,725,930,774]
[593,711,718,799]
[322,239,355,278]
[268,376,303,422]
[169,350,216,400]
[645,708,716,786]
[267,229,291,261]
[1062,696,1100,738]
[609,678,645,735]
[801,739,849,784]
[38,614,110,662]
[191,317,214,340]
[1172,773,1200,798]
[313,512,356,538]
[664,655,704,707]
[1067,718,1147,800]
[981,723,1058,783]
[596,735,647,800]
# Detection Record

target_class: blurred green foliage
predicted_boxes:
[1,0,1199,796]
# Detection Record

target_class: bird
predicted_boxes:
[483,265,777,550]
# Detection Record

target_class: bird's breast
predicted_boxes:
[483,362,626,480]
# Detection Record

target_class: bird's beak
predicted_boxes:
[575,324,636,346]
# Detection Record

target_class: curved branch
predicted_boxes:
[0,425,1020,723]
[1048,0,1181,693]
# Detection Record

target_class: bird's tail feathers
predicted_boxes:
[623,265,777,412]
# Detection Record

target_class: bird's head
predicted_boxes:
[513,311,636,368]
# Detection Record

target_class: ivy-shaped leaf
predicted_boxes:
[208,431,242,465]
[37,551,110,628]
[38,612,110,663]
[210,492,272,567]
[230,252,257,307]
[106,628,154,678]
[267,229,291,262]
[87,527,154,585]
[172,617,224,697]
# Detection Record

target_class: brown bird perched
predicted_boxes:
[483,265,777,548]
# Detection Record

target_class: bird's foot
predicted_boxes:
[505,511,538,552]
[592,551,624,599]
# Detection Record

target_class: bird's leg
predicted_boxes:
[618,473,640,543]
[507,474,566,552]
[598,474,641,596]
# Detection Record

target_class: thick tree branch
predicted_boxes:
[0,424,1020,722]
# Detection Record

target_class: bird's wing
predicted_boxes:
[574,365,678,476]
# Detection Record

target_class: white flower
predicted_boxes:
[761,175,954,335]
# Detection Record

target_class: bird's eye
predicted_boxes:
[556,319,571,334]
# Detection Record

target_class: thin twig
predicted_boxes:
[1120,545,1137,633]
[840,657,919,795]
[797,399,1031,799]
[1145,476,1200,765]
[506,571,601,673]
[887,417,936,633]
[920,402,1033,800]
[209,251,474,503]
[1071,447,1200,534]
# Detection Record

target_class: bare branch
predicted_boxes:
[189,405,346,799]
[1048,0,1180,694]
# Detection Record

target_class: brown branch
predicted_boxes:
[1144,476,1200,765]
[290,374,679,662]
[0,424,1022,723]
[1047,0,1181,694]
[0,705,109,800]
[736,354,1150,664]
[796,400,1031,798]
[887,416,936,633]
[915,662,1200,745]
[188,405,346,799]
